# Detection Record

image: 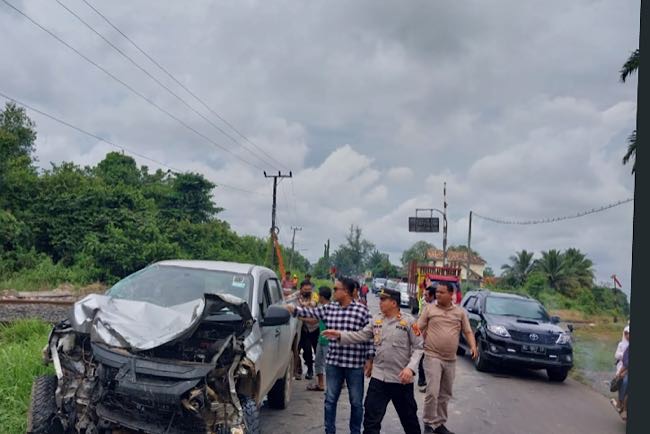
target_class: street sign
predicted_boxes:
[409,217,439,233]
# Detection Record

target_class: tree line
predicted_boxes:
[0,102,310,288]
[498,249,629,317]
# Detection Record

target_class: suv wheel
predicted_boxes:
[473,339,491,372]
[547,367,569,382]
[267,352,293,409]
[27,375,62,434]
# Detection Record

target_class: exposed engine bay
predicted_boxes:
[42,293,258,434]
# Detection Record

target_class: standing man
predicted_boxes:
[285,277,374,434]
[416,283,478,434]
[282,271,296,295]
[297,281,320,380]
[308,286,332,392]
[322,288,423,434]
[418,284,437,392]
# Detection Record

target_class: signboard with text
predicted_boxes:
[408,217,439,233]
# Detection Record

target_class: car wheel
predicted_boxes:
[547,367,569,382]
[473,339,491,372]
[267,352,293,409]
[26,375,62,434]
[239,395,260,434]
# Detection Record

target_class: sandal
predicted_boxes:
[307,384,324,391]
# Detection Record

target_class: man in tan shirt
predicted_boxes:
[416,283,478,434]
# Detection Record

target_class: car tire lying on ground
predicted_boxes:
[267,352,293,409]
[26,375,62,434]
[547,367,570,382]
[241,396,261,434]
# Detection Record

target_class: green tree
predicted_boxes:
[332,225,374,276]
[562,247,594,289]
[94,152,142,186]
[161,173,222,224]
[366,249,399,278]
[500,250,535,286]
[620,49,639,173]
[0,102,38,214]
[400,241,435,267]
[483,266,495,277]
[534,249,570,294]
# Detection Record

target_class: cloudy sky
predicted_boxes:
[0,0,639,295]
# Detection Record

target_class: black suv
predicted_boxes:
[458,290,573,382]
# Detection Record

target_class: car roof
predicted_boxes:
[155,259,271,275]
[464,289,533,301]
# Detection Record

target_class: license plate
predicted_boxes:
[521,345,546,354]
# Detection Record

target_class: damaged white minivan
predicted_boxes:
[27,260,300,434]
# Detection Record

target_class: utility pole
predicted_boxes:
[466,211,473,285]
[443,182,448,266]
[289,226,302,272]
[264,171,292,268]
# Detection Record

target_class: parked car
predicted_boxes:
[372,278,387,294]
[458,289,573,382]
[28,260,300,434]
[396,282,410,307]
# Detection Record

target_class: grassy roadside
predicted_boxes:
[551,311,625,398]
[0,320,54,434]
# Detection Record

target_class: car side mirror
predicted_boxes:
[567,323,574,333]
[467,306,479,314]
[261,305,291,327]
[550,315,561,324]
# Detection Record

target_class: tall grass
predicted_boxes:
[0,320,54,434]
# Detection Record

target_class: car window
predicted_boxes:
[267,278,282,304]
[464,296,478,311]
[106,264,253,307]
[485,296,550,321]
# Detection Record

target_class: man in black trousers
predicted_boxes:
[322,288,423,434]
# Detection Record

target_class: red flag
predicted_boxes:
[611,274,622,288]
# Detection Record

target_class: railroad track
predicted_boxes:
[0,298,76,324]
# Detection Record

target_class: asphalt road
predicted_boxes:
[260,295,625,434]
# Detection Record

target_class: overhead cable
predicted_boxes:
[54,0,281,172]
[81,0,290,172]
[1,0,265,171]
[473,198,634,225]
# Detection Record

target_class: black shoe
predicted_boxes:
[305,371,314,380]
[423,425,435,433]
[433,425,455,434]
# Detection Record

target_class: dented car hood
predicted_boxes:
[70,292,254,351]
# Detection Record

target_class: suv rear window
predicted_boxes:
[484,296,549,321]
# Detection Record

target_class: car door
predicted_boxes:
[257,274,280,396]
[461,295,480,346]
[267,277,292,381]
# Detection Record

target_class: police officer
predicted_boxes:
[322,288,423,434]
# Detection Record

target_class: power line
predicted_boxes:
[473,198,634,225]
[53,0,281,172]
[1,0,265,171]
[80,0,290,172]
[0,91,263,195]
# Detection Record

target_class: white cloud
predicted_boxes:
[0,0,638,295]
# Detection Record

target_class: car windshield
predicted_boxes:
[385,280,398,289]
[375,279,386,284]
[485,296,550,321]
[397,282,409,291]
[106,264,252,308]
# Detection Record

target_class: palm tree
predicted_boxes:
[534,250,570,294]
[563,248,595,289]
[500,250,535,286]
[620,49,639,174]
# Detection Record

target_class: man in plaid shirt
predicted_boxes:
[286,277,374,434]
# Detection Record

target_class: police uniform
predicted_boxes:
[337,288,423,434]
